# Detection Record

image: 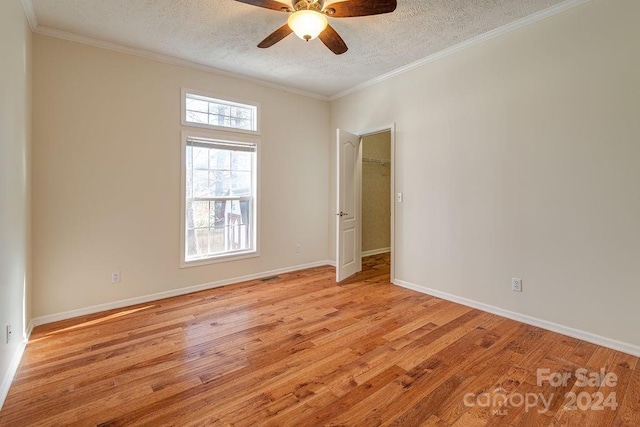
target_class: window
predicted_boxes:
[182,134,258,265]
[182,89,259,133]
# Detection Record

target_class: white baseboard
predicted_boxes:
[362,247,391,257]
[394,279,640,358]
[32,260,335,327]
[0,322,34,410]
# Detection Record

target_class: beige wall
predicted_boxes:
[32,35,329,318]
[330,0,640,348]
[362,131,391,253]
[0,0,32,405]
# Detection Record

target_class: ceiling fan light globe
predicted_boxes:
[287,10,328,41]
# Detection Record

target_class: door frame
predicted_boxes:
[355,123,396,284]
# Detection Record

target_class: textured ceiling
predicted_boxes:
[30,0,567,98]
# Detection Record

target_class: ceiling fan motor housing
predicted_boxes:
[293,0,324,11]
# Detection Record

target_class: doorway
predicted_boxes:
[361,130,392,259]
[336,125,395,283]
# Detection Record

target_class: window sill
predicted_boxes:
[180,250,259,268]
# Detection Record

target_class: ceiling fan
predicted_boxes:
[235,0,397,55]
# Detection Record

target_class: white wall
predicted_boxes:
[330,0,640,349]
[0,0,32,407]
[32,35,329,319]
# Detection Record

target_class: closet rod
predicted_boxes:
[363,157,391,165]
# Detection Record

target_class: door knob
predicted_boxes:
[336,211,348,217]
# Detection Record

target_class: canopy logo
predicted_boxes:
[463,368,618,415]
[463,387,553,415]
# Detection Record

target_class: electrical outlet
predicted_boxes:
[512,277,522,292]
[6,324,12,344]
[111,271,121,284]
[296,244,301,253]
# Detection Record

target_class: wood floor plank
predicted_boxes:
[1,253,638,426]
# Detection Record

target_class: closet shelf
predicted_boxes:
[363,157,391,165]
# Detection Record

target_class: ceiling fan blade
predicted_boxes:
[319,24,348,55]
[325,0,397,18]
[235,0,291,12]
[258,24,294,48]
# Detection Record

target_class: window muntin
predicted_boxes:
[184,91,258,133]
[184,137,257,264]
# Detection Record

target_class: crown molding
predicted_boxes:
[20,0,38,30]
[329,0,590,101]
[33,26,330,102]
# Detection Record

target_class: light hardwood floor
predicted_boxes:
[1,254,639,426]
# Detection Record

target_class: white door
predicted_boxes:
[336,129,361,282]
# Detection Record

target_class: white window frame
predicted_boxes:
[181,88,260,135]
[180,129,260,268]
